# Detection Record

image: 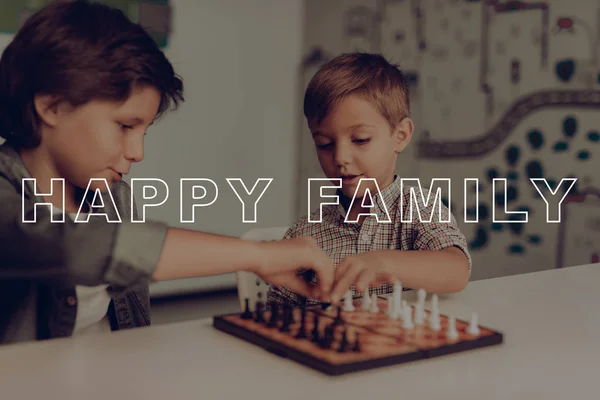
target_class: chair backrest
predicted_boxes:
[237,226,290,312]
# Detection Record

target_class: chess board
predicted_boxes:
[212,296,504,376]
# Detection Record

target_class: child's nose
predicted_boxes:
[124,135,144,162]
[334,143,352,166]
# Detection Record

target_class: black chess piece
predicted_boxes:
[295,308,308,339]
[320,323,335,349]
[287,305,295,324]
[311,314,320,343]
[338,328,349,353]
[352,332,361,352]
[241,298,252,319]
[334,305,343,326]
[302,268,316,283]
[267,303,278,327]
[279,306,291,333]
[255,301,265,323]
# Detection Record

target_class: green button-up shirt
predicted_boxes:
[0,143,168,344]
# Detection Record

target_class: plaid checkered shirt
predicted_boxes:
[267,176,472,306]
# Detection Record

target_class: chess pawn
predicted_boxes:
[431,294,439,314]
[393,281,402,314]
[241,298,253,319]
[386,297,394,317]
[361,289,371,310]
[417,288,426,307]
[414,304,425,325]
[369,293,379,313]
[467,312,480,336]
[428,294,439,323]
[446,316,459,340]
[393,280,403,294]
[402,303,414,329]
[429,310,441,331]
[343,290,355,312]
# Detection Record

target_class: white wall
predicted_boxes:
[131,0,304,237]
[139,0,304,296]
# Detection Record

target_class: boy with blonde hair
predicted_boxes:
[268,52,471,306]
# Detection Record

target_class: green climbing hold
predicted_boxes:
[577,150,590,160]
[588,131,600,142]
[553,141,568,152]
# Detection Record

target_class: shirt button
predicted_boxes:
[361,234,370,242]
[66,296,77,306]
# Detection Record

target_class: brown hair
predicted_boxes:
[303,52,409,130]
[0,0,184,149]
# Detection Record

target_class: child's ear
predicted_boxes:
[33,94,62,128]
[393,117,414,153]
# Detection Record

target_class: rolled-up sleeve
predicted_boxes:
[408,189,473,276]
[104,220,167,285]
[0,177,168,287]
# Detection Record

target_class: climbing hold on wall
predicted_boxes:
[491,222,503,232]
[527,235,542,245]
[526,160,544,179]
[563,116,577,137]
[556,17,574,32]
[505,145,520,166]
[507,185,518,203]
[469,226,488,250]
[487,168,499,182]
[479,204,489,220]
[527,129,544,150]
[577,150,590,160]
[555,59,575,82]
[508,244,525,254]
[553,141,569,152]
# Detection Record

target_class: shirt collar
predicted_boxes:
[335,175,402,220]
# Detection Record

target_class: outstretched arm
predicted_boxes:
[329,247,470,303]
[154,229,334,299]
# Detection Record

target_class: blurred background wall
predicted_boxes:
[1,0,598,311]
[297,0,600,282]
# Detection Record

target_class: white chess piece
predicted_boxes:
[429,294,439,325]
[343,290,355,312]
[467,312,480,335]
[392,281,402,319]
[415,305,425,325]
[413,288,426,324]
[429,310,441,331]
[369,293,379,313]
[446,316,459,340]
[417,288,426,307]
[361,289,370,310]
[386,297,394,317]
[402,302,414,329]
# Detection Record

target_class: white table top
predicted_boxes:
[1,263,598,400]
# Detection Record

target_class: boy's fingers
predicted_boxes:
[281,274,319,299]
[312,255,335,294]
[334,260,350,281]
[355,269,376,293]
[331,262,362,303]
[378,272,395,285]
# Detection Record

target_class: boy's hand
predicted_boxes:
[253,237,334,300]
[329,253,394,304]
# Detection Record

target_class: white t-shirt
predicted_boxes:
[53,206,113,336]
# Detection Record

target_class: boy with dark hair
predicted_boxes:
[268,52,471,306]
[0,1,334,344]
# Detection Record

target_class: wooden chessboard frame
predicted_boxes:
[213,298,504,376]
